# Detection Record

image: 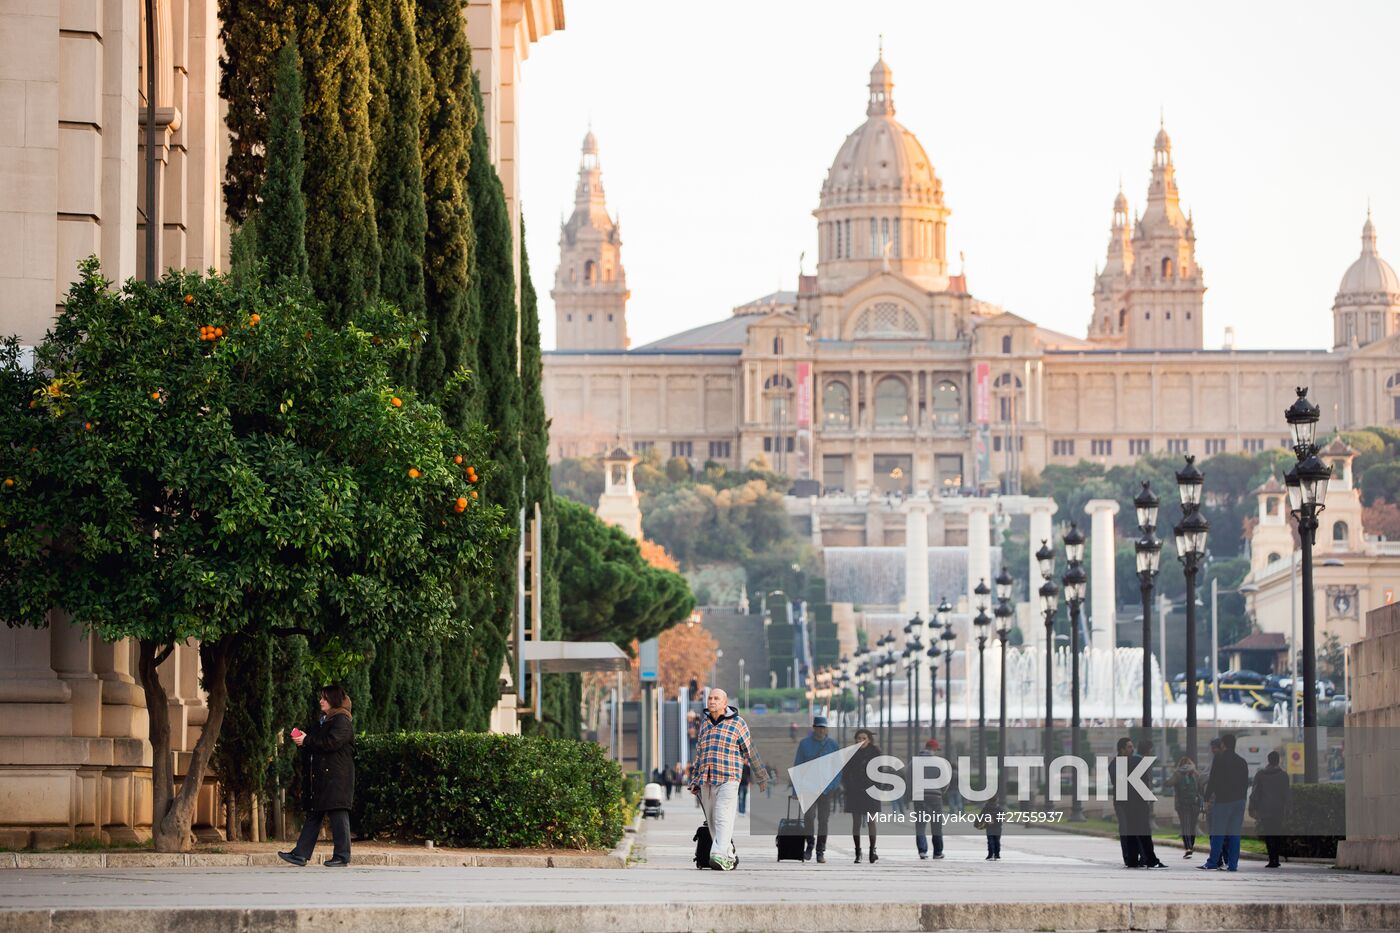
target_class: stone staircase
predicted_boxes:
[698,609,770,694]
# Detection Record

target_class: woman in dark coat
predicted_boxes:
[278,685,355,867]
[1166,756,1201,857]
[842,729,883,864]
[1248,750,1292,868]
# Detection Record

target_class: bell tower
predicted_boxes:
[553,130,630,350]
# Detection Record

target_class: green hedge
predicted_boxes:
[352,731,625,849]
[1276,782,1344,859]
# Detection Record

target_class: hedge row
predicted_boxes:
[1278,782,1344,858]
[352,731,625,849]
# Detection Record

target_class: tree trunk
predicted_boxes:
[137,638,231,852]
[271,785,284,842]
[225,790,237,842]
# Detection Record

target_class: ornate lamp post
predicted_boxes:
[854,644,870,729]
[904,613,923,763]
[1173,455,1209,764]
[930,598,950,745]
[1134,481,1163,743]
[1061,524,1088,821]
[994,568,1015,803]
[1036,539,1059,805]
[941,620,957,758]
[973,578,992,784]
[1285,387,1331,783]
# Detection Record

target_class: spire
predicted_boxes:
[1362,209,1378,255]
[1139,120,1184,236]
[574,128,606,215]
[867,51,894,117]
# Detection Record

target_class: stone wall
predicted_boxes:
[1336,601,1400,873]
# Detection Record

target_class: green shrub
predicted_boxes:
[738,687,808,710]
[1277,782,1344,858]
[352,731,624,849]
[622,770,645,823]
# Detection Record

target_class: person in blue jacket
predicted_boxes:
[793,716,840,863]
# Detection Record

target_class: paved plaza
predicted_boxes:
[1,811,1397,931]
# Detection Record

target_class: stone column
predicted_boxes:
[904,496,931,621]
[966,500,993,622]
[49,614,101,738]
[0,622,72,735]
[1026,499,1058,650]
[1086,500,1120,651]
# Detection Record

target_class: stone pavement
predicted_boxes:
[0,807,1397,931]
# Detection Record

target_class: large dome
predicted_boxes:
[1336,214,1400,305]
[820,58,944,209]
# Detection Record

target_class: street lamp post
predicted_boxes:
[905,613,923,763]
[994,568,1014,803]
[1036,539,1059,805]
[1174,455,1209,765]
[1062,523,1088,820]
[941,619,956,759]
[931,598,950,746]
[1285,386,1331,784]
[973,579,992,785]
[1134,481,1163,744]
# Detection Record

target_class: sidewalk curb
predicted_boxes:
[0,900,1396,932]
[1043,822,1336,865]
[0,847,627,870]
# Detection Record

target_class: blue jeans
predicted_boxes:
[914,800,944,857]
[738,781,749,814]
[1206,799,1245,869]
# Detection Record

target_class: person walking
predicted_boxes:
[1249,750,1292,868]
[1108,737,1143,868]
[842,729,882,864]
[1200,733,1249,872]
[1165,756,1200,857]
[689,688,767,871]
[279,685,355,867]
[793,715,840,863]
[978,796,1006,860]
[661,764,675,800]
[738,763,751,815]
[912,739,945,861]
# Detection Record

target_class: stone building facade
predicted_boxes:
[543,56,1400,544]
[0,0,563,845]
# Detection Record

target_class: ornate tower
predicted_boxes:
[1122,123,1205,349]
[1332,211,1400,349]
[596,447,643,540]
[553,131,629,350]
[1088,187,1134,345]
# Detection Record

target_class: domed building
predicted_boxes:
[544,54,1400,548]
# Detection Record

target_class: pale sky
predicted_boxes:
[518,1,1400,353]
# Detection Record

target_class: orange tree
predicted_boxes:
[0,260,505,851]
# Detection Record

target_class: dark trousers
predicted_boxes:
[1263,835,1284,864]
[738,781,749,814]
[986,833,1001,857]
[804,793,831,854]
[915,800,944,857]
[1114,803,1141,866]
[1176,807,1198,850]
[292,808,351,863]
[1135,834,1160,866]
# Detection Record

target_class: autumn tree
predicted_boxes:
[0,262,504,851]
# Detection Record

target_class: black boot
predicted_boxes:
[853,841,862,863]
[868,843,878,864]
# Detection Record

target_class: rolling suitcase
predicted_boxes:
[776,796,807,862]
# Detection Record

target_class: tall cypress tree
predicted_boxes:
[217,0,296,223]
[520,218,574,738]
[413,0,478,426]
[257,39,309,286]
[364,0,428,374]
[464,70,522,733]
[298,0,380,322]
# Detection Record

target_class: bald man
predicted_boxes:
[689,688,767,870]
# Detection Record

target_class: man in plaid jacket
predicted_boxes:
[689,687,767,870]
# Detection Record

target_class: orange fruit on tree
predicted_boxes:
[214,327,223,338]
[408,467,421,479]
[456,497,468,510]
[151,391,161,400]
[470,490,478,500]
[390,397,403,408]
[249,313,260,325]
[3,479,13,489]
[184,294,194,304]
[83,421,92,431]
[454,455,463,465]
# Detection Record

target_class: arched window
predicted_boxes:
[1333,521,1349,543]
[764,374,793,390]
[1267,552,1281,564]
[932,380,961,427]
[823,381,851,428]
[584,260,597,283]
[874,377,909,427]
[1161,257,1173,278]
[1001,335,1012,354]
[1118,308,1127,330]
